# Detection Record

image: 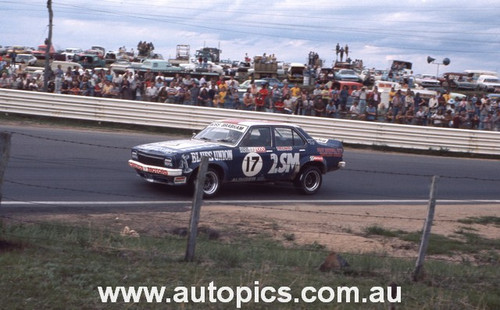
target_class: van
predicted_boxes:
[287,63,305,84]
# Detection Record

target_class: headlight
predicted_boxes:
[164,157,173,167]
[131,150,138,160]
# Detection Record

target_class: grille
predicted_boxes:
[137,152,164,167]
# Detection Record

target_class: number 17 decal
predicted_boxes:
[242,153,263,177]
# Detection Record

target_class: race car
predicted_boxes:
[128,119,345,197]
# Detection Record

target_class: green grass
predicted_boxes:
[1,220,499,309]
[458,216,500,227]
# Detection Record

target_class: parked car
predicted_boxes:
[414,74,441,88]
[0,45,10,55]
[441,72,476,90]
[61,47,83,60]
[139,59,183,73]
[128,119,345,197]
[261,77,284,89]
[476,75,500,92]
[330,81,363,95]
[73,54,106,69]
[50,60,83,73]
[334,69,362,82]
[237,79,268,95]
[15,54,37,65]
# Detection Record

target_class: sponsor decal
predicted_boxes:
[314,138,329,144]
[173,176,187,184]
[231,177,258,182]
[268,153,300,174]
[310,155,324,162]
[242,152,263,177]
[276,146,293,151]
[239,146,266,153]
[190,149,233,163]
[208,122,248,132]
[317,147,343,157]
[129,161,170,176]
[140,140,218,153]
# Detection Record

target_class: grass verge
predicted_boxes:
[1,220,499,309]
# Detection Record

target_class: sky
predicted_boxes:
[1,0,500,75]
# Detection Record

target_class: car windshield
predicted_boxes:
[193,122,248,145]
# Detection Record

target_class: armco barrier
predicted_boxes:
[1,89,499,155]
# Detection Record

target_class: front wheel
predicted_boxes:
[201,168,221,198]
[295,166,322,195]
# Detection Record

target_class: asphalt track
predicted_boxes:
[1,124,499,210]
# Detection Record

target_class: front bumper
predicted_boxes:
[128,160,187,185]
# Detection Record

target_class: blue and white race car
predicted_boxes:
[128,119,345,197]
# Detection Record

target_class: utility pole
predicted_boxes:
[413,175,439,281]
[185,157,208,262]
[0,132,12,206]
[43,0,53,92]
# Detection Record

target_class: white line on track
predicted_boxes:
[1,199,499,207]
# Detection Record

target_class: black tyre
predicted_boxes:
[201,167,221,198]
[295,166,322,195]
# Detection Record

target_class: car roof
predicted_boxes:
[215,119,300,128]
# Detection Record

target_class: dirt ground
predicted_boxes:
[6,203,499,260]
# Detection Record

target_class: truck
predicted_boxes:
[169,44,190,66]
[32,44,56,59]
[251,56,278,79]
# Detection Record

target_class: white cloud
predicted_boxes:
[2,0,500,74]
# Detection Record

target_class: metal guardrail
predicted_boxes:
[1,89,499,155]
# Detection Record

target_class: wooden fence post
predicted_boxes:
[412,175,439,281]
[185,156,208,262]
[0,132,12,206]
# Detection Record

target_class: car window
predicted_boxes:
[240,127,272,147]
[274,127,305,147]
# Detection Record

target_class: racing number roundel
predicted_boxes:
[242,152,263,177]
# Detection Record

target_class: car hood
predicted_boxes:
[134,139,229,155]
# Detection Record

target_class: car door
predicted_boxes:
[267,126,306,180]
[231,126,273,181]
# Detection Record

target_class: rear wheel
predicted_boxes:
[295,166,322,195]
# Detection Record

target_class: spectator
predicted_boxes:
[198,83,209,106]
[242,88,254,110]
[0,72,12,88]
[274,96,285,113]
[358,87,367,113]
[302,91,313,116]
[313,96,325,117]
[431,109,446,127]
[492,110,500,131]
[405,105,415,125]
[283,94,294,114]
[395,110,405,124]
[365,102,377,121]
[339,85,349,111]
[257,83,269,112]
[349,101,360,119]
[120,78,132,100]
[326,100,337,118]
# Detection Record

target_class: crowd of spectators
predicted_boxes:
[0,60,499,131]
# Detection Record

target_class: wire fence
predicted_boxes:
[1,129,499,276]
